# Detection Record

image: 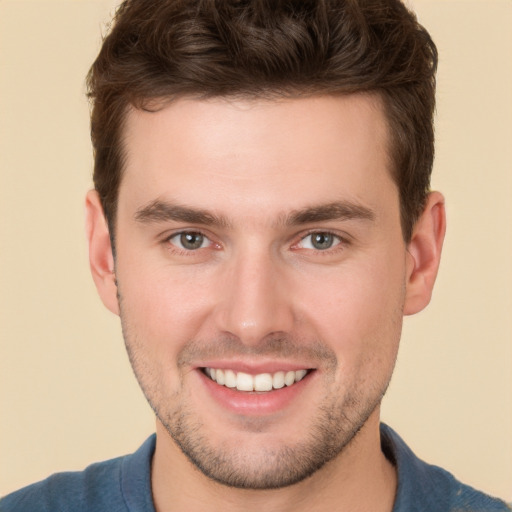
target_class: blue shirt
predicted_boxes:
[1,424,509,511]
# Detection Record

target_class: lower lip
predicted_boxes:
[198,369,314,416]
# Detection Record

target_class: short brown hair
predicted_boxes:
[87,0,437,242]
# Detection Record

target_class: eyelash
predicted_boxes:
[294,231,345,252]
[162,230,349,256]
[165,231,216,254]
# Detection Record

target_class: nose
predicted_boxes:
[213,247,295,346]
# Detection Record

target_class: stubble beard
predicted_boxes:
[120,329,395,490]
[163,383,387,489]
[117,283,402,490]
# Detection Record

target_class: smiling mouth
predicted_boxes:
[201,368,311,392]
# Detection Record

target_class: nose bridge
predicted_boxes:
[216,243,293,345]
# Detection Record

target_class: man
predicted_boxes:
[1,1,509,511]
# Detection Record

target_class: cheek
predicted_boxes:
[295,255,405,368]
[116,260,213,355]
[116,266,215,401]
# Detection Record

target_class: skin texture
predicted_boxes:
[86,94,445,512]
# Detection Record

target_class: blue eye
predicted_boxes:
[169,232,210,250]
[299,232,341,250]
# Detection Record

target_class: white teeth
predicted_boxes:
[254,373,273,392]
[224,369,237,388]
[284,371,296,386]
[236,372,254,391]
[204,367,309,392]
[295,369,307,382]
[216,369,225,385]
[272,371,285,389]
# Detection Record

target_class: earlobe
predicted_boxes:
[404,191,446,316]
[85,190,120,316]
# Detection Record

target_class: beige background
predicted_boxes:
[1,0,511,501]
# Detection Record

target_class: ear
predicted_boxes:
[85,190,120,316]
[404,191,446,316]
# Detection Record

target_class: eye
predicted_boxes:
[168,232,210,251]
[298,232,341,251]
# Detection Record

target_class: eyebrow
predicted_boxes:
[283,201,375,226]
[134,199,375,228]
[135,199,231,228]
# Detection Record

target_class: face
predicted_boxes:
[111,95,409,489]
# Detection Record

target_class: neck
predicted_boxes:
[151,411,397,512]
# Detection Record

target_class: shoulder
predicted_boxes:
[0,456,126,512]
[0,435,156,512]
[380,424,511,512]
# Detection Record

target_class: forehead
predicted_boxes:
[118,94,394,223]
